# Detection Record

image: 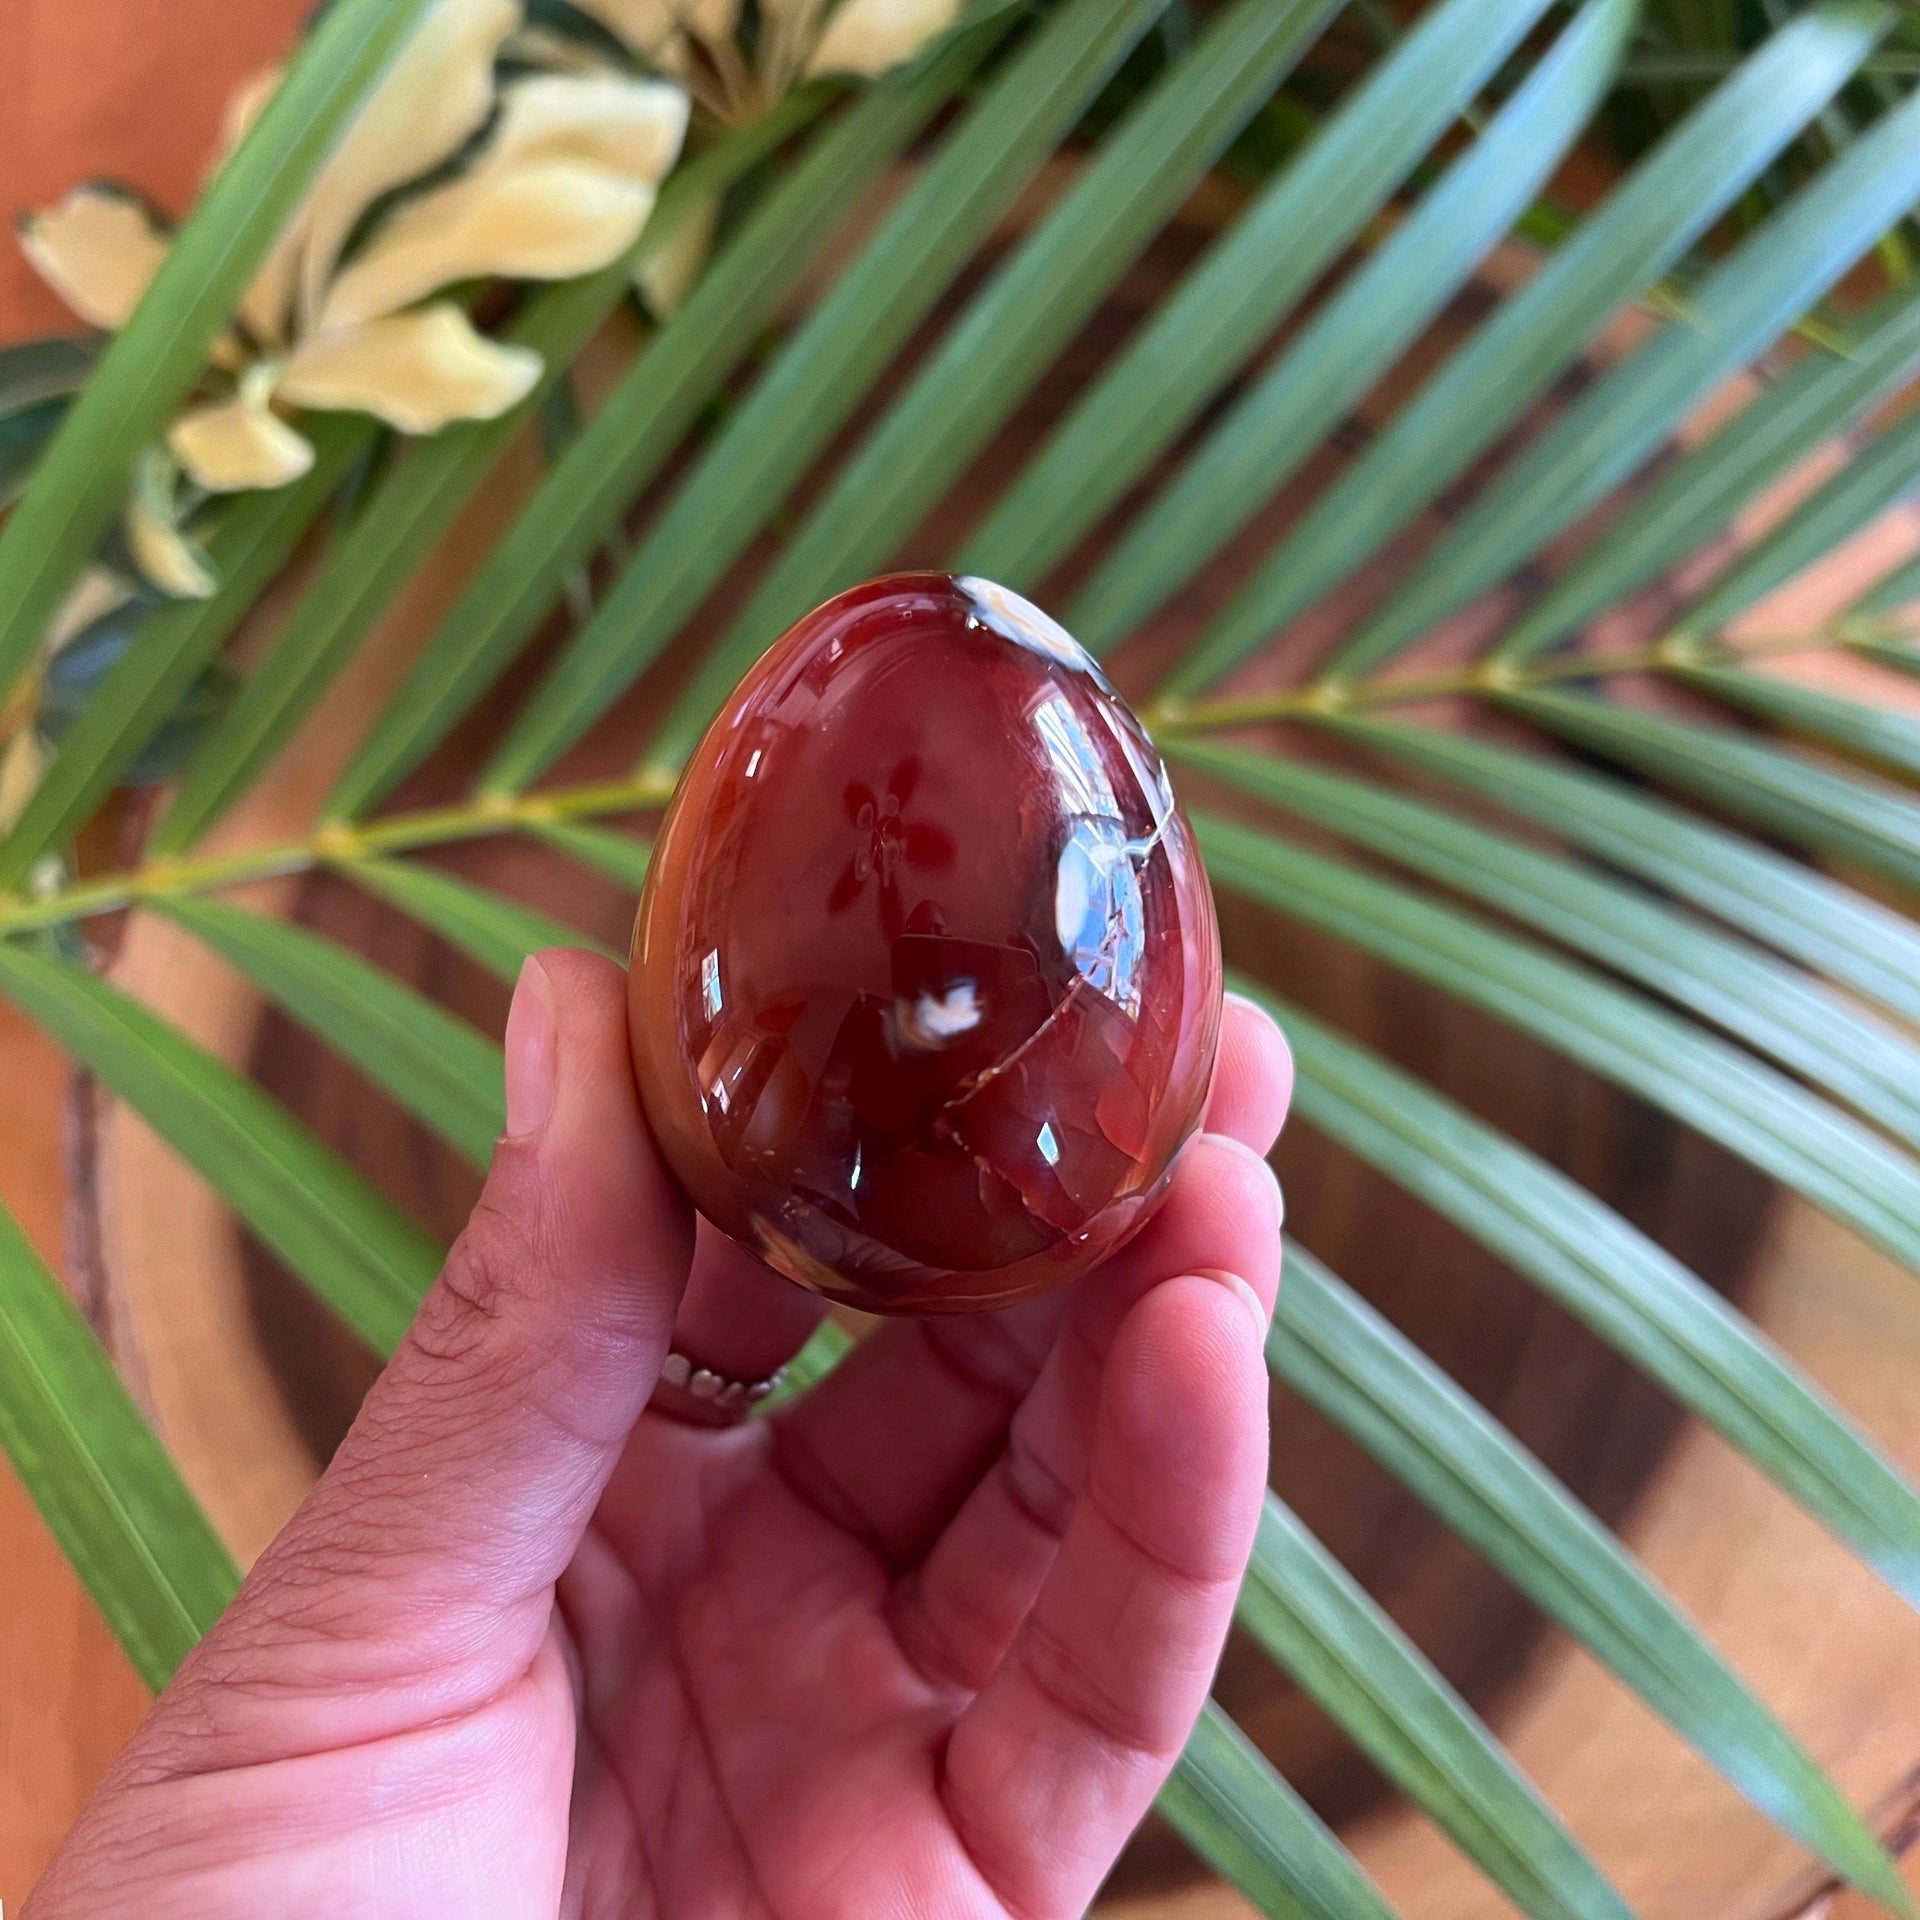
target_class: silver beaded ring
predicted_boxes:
[655,1349,787,1419]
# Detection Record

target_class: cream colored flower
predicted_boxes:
[168,365,316,493]
[571,0,740,62]
[805,0,964,78]
[16,185,169,332]
[277,305,542,432]
[17,0,690,597]
[0,729,48,837]
[577,0,959,123]
[292,0,524,334]
[126,452,216,600]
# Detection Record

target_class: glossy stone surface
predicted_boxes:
[628,573,1222,1314]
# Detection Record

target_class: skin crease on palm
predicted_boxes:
[25,948,1291,1920]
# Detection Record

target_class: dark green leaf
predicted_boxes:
[483,0,1172,793]
[1162,1702,1397,1920]
[1243,1495,1637,1920]
[0,338,100,509]
[0,416,376,890]
[158,897,503,1169]
[1070,0,1636,659]
[0,944,437,1354]
[336,855,615,982]
[1196,810,1920,1271]
[1267,1237,1912,1913]
[149,265,651,856]
[0,1200,237,1690]
[0,337,99,412]
[646,0,1345,767]
[956,0,1563,590]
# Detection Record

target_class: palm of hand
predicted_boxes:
[27,956,1286,1920]
[566,1410,1032,1919]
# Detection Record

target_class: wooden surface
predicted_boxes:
[0,2,308,1905]
[0,1009,148,1909]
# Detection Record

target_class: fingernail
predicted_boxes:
[504,956,557,1140]
[1195,1267,1271,1343]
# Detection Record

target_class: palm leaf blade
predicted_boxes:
[1256,986,1920,1605]
[1271,1242,1911,1911]
[1072,0,1637,660]
[955,0,1563,590]
[1674,663,1920,783]
[526,819,653,891]
[1506,689,1920,894]
[0,416,376,889]
[1161,1701,1399,1920]
[1177,0,1899,689]
[321,74,913,823]
[1335,77,1920,676]
[157,896,504,1169]
[337,855,615,981]
[1243,1494,1636,1920]
[1495,286,1920,662]
[149,267,644,856]
[1180,738,1920,1149]
[1676,407,1920,639]
[0,944,436,1355]
[0,1200,237,1689]
[483,0,1174,793]
[1198,810,1920,1272]
[645,0,1345,768]
[1338,715,1920,1026]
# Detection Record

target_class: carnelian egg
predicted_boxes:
[628,573,1222,1314]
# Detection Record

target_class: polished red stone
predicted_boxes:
[628,573,1222,1314]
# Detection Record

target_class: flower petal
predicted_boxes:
[487,72,689,181]
[318,161,658,329]
[805,0,962,76]
[168,393,316,493]
[0,729,48,836]
[17,185,169,332]
[125,458,216,599]
[47,570,134,655]
[571,0,739,56]
[276,304,543,433]
[296,0,521,321]
[634,186,716,317]
[217,66,306,346]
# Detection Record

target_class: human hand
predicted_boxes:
[28,948,1290,1920]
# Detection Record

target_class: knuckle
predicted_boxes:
[408,1199,534,1373]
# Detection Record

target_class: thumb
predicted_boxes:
[179,947,694,1742]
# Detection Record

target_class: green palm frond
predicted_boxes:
[0,1206,236,1689]
[8,0,1920,1913]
